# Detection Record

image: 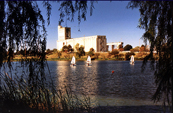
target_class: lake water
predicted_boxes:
[2,60,170,112]
[46,60,163,107]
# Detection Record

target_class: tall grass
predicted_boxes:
[0,59,91,113]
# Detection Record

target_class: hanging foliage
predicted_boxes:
[127,1,172,106]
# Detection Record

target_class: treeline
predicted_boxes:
[13,43,155,60]
[45,43,157,61]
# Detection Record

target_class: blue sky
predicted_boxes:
[38,1,145,50]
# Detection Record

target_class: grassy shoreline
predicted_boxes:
[13,57,146,61]
[13,51,158,62]
[43,58,146,61]
[12,57,150,62]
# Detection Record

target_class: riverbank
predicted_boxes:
[13,51,158,61]
[12,57,145,62]
[45,51,158,61]
[45,57,145,61]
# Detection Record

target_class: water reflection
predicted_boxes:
[50,61,162,106]
[56,61,98,97]
[56,61,70,91]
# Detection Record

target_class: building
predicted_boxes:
[107,42,123,51]
[57,25,107,52]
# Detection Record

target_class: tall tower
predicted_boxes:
[58,25,71,41]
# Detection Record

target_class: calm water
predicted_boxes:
[46,60,162,107]
[1,60,170,112]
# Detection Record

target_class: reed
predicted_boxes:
[0,59,92,113]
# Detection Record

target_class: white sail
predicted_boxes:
[71,56,76,64]
[130,55,134,64]
[86,56,92,66]
[86,56,91,63]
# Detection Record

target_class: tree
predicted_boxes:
[87,48,95,56]
[0,1,53,112]
[139,45,146,52]
[118,43,123,49]
[0,1,48,63]
[62,45,68,52]
[118,43,124,51]
[0,1,95,112]
[67,44,74,52]
[124,44,133,51]
[61,45,74,52]
[127,1,173,107]
[58,1,95,29]
[15,49,25,56]
[46,49,52,54]
[76,45,85,58]
[90,48,94,52]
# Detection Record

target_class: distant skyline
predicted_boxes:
[38,1,146,50]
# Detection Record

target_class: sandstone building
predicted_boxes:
[57,25,107,52]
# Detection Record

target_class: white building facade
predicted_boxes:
[57,25,107,52]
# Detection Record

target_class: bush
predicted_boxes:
[109,49,119,58]
[99,54,108,59]
[130,46,140,52]
[53,48,58,53]
[57,51,62,58]
[119,48,124,51]
[130,48,139,52]
[118,53,124,58]
[94,53,100,59]
[62,52,70,58]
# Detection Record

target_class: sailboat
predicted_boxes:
[86,56,92,66]
[70,56,76,66]
[130,55,135,65]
